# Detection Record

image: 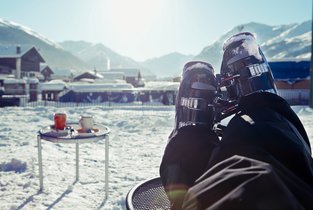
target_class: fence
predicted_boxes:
[25,100,175,109]
[6,89,311,108]
[277,89,309,105]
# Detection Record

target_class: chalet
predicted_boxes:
[0,45,45,79]
[0,45,44,105]
[110,68,145,87]
[40,64,54,81]
[73,70,103,82]
[269,59,310,105]
[40,80,68,101]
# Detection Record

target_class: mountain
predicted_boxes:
[0,18,90,73]
[194,20,311,72]
[140,52,194,78]
[60,41,154,77]
[0,18,310,78]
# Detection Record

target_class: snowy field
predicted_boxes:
[0,105,313,210]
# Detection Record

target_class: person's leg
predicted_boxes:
[189,92,313,210]
[182,155,312,210]
[160,126,219,210]
[160,61,219,209]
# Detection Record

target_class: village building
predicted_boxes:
[73,70,104,82]
[109,68,145,87]
[40,64,54,82]
[0,45,45,105]
[269,59,310,105]
[40,80,68,101]
[0,45,45,79]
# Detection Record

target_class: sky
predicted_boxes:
[0,0,312,61]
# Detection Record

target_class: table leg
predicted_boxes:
[76,142,79,182]
[37,135,43,192]
[105,135,109,199]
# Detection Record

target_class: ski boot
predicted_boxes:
[174,61,217,131]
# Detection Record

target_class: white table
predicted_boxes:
[37,123,110,199]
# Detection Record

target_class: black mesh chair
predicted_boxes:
[126,177,171,210]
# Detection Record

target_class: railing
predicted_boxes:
[25,100,175,109]
[277,89,309,105]
[3,89,310,108]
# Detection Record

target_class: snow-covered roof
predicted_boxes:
[68,82,134,92]
[40,64,53,73]
[76,71,104,79]
[137,81,180,91]
[40,80,68,91]
[3,78,26,84]
[0,74,15,80]
[27,78,39,84]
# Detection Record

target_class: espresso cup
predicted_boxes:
[79,116,94,131]
[54,112,67,130]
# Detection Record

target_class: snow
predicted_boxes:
[40,80,68,91]
[138,81,180,91]
[3,78,26,84]
[69,83,134,92]
[0,18,62,50]
[0,105,312,210]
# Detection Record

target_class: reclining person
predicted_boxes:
[160,32,313,210]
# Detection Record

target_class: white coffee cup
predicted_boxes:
[79,116,94,130]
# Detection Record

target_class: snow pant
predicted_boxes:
[160,93,313,210]
[182,155,313,210]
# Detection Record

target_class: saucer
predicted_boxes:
[77,128,99,133]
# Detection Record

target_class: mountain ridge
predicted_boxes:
[0,18,310,78]
[194,20,311,72]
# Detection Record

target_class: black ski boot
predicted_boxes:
[174,61,217,132]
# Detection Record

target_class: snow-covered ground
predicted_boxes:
[0,105,313,210]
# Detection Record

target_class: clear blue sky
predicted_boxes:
[0,0,311,61]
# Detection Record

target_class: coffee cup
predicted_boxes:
[54,112,67,130]
[79,116,94,131]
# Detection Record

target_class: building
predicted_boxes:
[73,70,104,82]
[110,68,145,87]
[269,59,310,105]
[40,80,68,101]
[40,64,54,81]
[0,45,45,79]
[0,45,44,105]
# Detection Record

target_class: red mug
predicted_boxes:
[54,113,66,130]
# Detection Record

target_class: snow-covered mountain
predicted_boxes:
[0,18,90,72]
[195,20,311,72]
[140,52,194,78]
[60,40,154,77]
[0,18,310,78]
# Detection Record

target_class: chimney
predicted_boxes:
[16,45,21,54]
[107,56,111,70]
[16,58,21,79]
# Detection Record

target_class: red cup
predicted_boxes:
[54,113,66,130]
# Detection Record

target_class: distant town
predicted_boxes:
[0,45,180,107]
[0,45,311,107]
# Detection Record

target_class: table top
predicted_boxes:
[38,123,110,143]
